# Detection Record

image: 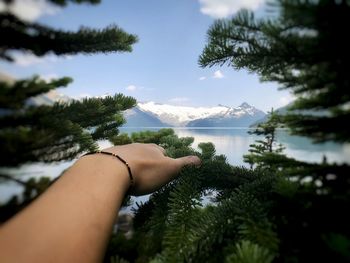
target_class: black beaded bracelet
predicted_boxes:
[83,151,134,188]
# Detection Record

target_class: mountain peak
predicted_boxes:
[217,103,230,108]
[128,101,266,127]
[239,102,251,108]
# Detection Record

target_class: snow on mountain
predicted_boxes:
[123,106,168,127]
[138,101,233,126]
[124,101,266,127]
[28,90,72,106]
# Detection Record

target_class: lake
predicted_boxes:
[122,127,350,165]
[1,128,349,202]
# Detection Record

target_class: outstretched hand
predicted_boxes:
[100,143,201,195]
[0,143,201,263]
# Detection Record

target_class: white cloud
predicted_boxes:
[12,52,72,66]
[213,70,224,79]
[40,73,59,82]
[278,94,295,107]
[100,93,112,98]
[199,0,264,18]
[199,76,207,81]
[0,0,60,22]
[76,93,93,99]
[126,85,137,91]
[168,97,190,104]
[74,93,113,100]
[13,53,47,66]
[125,85,146,92]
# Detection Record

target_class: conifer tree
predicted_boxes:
[104,130,281,263]
[243,109,285,169]
[103,1,350,262]
[0,0,137,220]
[199,0,350,184]
[199,0,350,143]
[106,127,350,263]
[198,0,350,261]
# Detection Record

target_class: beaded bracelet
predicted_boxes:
[83,150,134,188]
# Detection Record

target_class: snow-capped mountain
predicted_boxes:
[123,102,266,127]
[27,90,72,106]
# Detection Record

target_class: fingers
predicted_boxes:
[175,155,201,169]
[157,145,166,155]
[161,155,201,184]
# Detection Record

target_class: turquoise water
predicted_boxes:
[1,128,349,202]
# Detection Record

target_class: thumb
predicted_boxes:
[175,155,201,169]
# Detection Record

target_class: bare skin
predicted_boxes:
[0,143,201,263]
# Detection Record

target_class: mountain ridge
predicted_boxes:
[123,101,266,127]
[23,91,268,128]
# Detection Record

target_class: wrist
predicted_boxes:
[77,154,131,196]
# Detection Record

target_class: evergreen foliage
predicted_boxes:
[105,129,278,262]
[199,0,350,143]
[104,128,350,262]
[0,0,137,219]
[0,84,135,167]
[243,109,285,169]
[199,1,350,259]
[1,0,137,61]
[225,240,275,263]
[105,1,350,262]
[1,0,349,262]
[0,176,51,221]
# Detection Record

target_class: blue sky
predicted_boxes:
[0,0,294,112]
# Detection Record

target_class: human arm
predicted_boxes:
[0,143,201,263]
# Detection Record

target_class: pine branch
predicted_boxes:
[0,76,72,109]
[48,0,101,6]
[199,1,350,142]
[0,173,27,186]
[0,13,138,60]
[0,92,136,166]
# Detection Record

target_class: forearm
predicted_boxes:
[0,143,201,263]
[0,154,130,263]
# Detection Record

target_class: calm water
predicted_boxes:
[122,127,350,165]
[1,128,349,202]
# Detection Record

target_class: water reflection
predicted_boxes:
[172,128,350,166]
[174,128,257,166]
